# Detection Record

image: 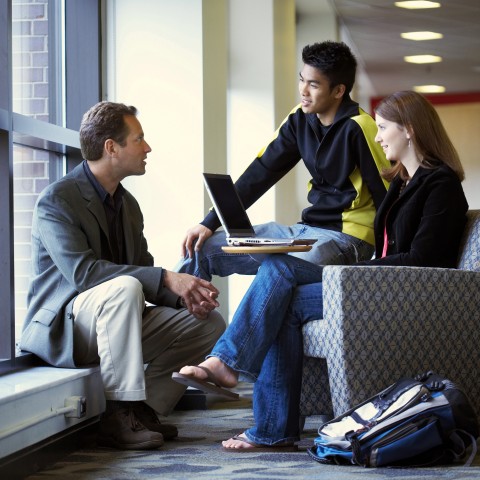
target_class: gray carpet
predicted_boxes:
[23,384,480,480]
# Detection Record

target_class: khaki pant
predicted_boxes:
[72,275,225,416]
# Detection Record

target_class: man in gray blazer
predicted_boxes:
[20,101,226,450]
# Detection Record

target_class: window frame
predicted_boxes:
[0,0,102,369]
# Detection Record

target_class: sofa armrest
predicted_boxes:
[303,265,480,354]
[322,264,479,332]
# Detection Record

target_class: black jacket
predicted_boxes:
[362,165,468,268]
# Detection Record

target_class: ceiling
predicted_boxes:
[296,0,480,97]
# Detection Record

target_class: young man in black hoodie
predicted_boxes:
[178,41,389,281]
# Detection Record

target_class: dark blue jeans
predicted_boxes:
[209,254,325,445]
[176,221,373,278]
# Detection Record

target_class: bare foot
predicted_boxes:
[179,357,238,388]
[222,433,253,450]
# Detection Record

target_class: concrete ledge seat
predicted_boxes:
[0,365,104,459]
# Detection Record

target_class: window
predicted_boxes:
[0,0,101,368]
[13,146,63,341]
[11,0,63,342]
[12,0,60,123]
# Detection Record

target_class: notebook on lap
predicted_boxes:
[203,173,317,247]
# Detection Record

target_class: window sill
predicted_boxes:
[0,365,105,460]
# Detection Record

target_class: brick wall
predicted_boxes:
[12,0,51,339]
[12,0,49,120]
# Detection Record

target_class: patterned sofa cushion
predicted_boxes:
[457,209,480,271]
[303,320,327,357]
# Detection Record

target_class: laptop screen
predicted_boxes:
[203,173,255,237]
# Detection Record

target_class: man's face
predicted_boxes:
[112,115,152,177]
[298,64,343,119]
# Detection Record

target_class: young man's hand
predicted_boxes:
[181,224,213,259]
[163,270,219,320]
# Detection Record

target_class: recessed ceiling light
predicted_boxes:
[401,31,443,41]
[414,85,446,93]
[404,54,443,64]
[395,1,441,9]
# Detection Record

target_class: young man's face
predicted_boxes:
[112,115,152,177]
[298,64,344,121]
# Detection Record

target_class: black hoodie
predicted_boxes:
[202,97,390,245]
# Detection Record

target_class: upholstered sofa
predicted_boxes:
[300,209,480,422]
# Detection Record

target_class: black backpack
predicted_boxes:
[308,372,479,467]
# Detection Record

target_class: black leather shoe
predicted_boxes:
[98,404,164,450]
[132,401,179,440]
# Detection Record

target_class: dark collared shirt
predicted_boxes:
[83,161,126,264]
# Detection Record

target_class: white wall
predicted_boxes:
[226,0,297,317]
[294,0,338,221]
[436,102,480,209]
[105,0,226,270]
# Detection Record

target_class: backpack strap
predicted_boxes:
[414,370,435,382]
[345,430,366,466]
[449,430,478,467]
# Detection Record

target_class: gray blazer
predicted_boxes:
[20,163,178,367]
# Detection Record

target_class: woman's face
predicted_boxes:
[375,114,409,162]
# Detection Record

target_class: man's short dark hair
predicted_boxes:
[302,41,357,94]
[80,101,138,161]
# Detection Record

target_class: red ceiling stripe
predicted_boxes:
[370,92,480,111]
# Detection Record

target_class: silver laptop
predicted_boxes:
[203,173,317,247]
